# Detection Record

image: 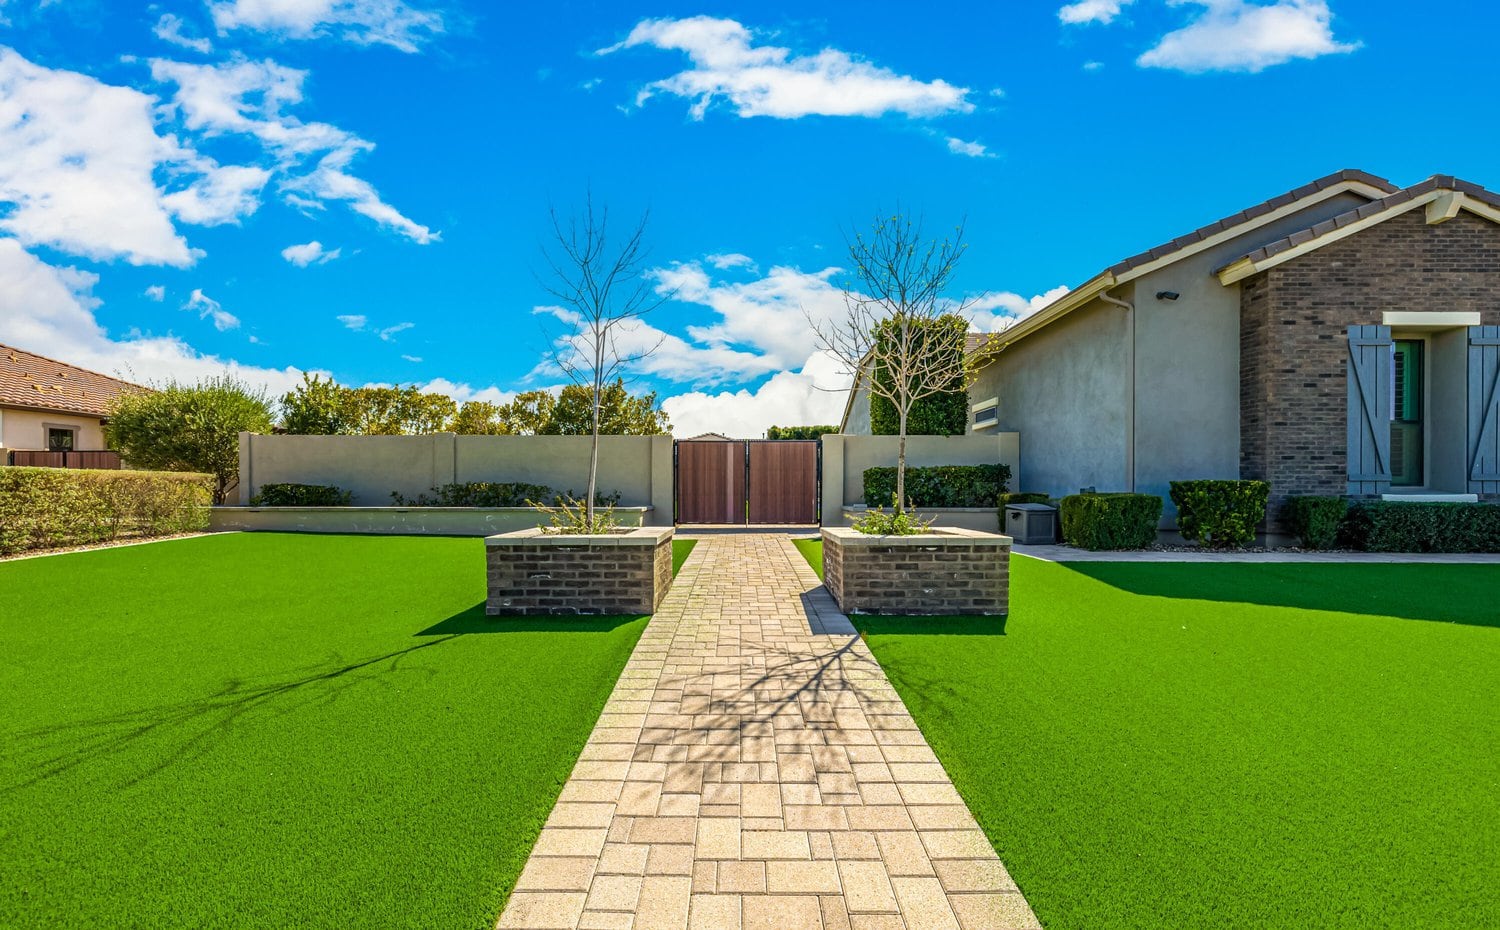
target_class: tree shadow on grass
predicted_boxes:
[1060,562,1500,629]
[415,603,646,635]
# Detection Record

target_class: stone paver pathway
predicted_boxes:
[499,533,1038,930]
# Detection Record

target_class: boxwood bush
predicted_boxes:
[1342,501,1500,553]
[1283,496,1349,550]
[999,492,1051,506]
[390,482,622,507]
[1059,493,1163,550]
[862,464,1011,509]
[1169,479,1270,548]
[0,466,212,555]
[249,483,352,506]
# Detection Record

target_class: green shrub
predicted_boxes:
[863,464,1011,509]
[1059,493,1163,550]
[869,314,971,437]
[1169,480,1270,549]
[390,482,622,508]
[852,496,933,536]
[249,483,352,507]
[999,492,1051,506]
[1283,496,1349,550]
[0,467,212,555]
[1342,502,1500,553]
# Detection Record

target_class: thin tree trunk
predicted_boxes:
[896,407,907,516]
[587,376,601,526]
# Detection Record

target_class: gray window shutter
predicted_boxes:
[1347,325,1392,495]
[1469,325,1500,495]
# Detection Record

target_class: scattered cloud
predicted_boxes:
[660,351,851,439]
[378,321,413,341]
[401,354,422,362]
[945,136,995,158]
[0,238,313,394]
[208,0,444,53]
[155,13,213,53]
[705,252,755,270]
[144,284,166,301]
[281,240,341,266]
[601,16,972,119]
[579,77,602,91]
[1083,60,1105,71]
[1059,0,1136,25]
[1137,0,1358,73]
[410,377,515,405]
[160,160,270,225]
[184,288,240,331]
[150,56,438,242]
[961,285,1073,331]
[337,313,367,330]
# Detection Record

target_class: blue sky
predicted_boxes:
[1,0,1494,435]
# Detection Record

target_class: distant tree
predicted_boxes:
[811,210,990,514]
[539,194,667,526]
[280,373,346,434]
[765,424,838,440]
[106,375,274,504]
[280,378,457,435]
[544,381,671,435]
[447,401,512,435]
[498,390,558,435]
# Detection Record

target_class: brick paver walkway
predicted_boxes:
[498,533,1038,930]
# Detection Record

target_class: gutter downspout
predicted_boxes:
[1097,290,1136,493]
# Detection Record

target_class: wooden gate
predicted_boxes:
[675,440,819,525]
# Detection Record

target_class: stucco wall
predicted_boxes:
[238,432,675,521]
[842,383,872,436]
[0,407,107,450]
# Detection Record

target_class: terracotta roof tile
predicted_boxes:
[0,343,146,418]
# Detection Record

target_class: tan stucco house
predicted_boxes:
[840,169,1500,527]
[0,343,143,459]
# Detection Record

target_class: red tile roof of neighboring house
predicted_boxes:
[0,343,146,418]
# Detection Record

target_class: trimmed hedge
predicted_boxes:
[999,492,1051,506]
[0,466,212,556]
[1283,496,1349,550]
[1059,493,1163,550]
[863,464,1011,509]
[249,483,352,507]
[390,482,623,508]
[1342,502,1500,553]
[1169,480,1270,549]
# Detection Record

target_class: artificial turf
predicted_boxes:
[0,533,692,929]
[794,541,1500,929]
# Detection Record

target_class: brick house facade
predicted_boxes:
[1240,210,1500,514]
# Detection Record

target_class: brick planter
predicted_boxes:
[821,526,1011,616]
[485,527,674,616]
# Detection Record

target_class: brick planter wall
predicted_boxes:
[1240,209,1500,519]
[485,527,673,616]
[822,527,1011,616]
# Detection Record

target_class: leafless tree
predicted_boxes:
[540,193,667,526]
[811,210,991,514]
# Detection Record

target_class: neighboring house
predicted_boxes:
[840,170,1500,528]
[0,343,143,460]
[680,432,736,441]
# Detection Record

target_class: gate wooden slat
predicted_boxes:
[748,441,817,524]
[676,441,745,524]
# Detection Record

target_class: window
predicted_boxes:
[46,427,76,452]
[1390,340,1423,487]
[972,398,999,430]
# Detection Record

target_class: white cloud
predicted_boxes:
[961,285,1072,331]
[661,351,851,439]
[154,13,213,53]
[705,252,755,270]
[602,16,972,119]
[1138,0,1358,72]
[377,321,413,341]
[209,0,443,52]
[281,240,340,266]
[0,48,197,266]
[1083,60,1105,71]
[945,136,994,158]
[337,313,367,330]
[150,56,437,242]
[401,354,421,363]
[144,284,166,301]
[1059,0,1135,24]
[0,239,310,395]
[184,288,240,331]
[411,377,515,405]
[161,160,270,225]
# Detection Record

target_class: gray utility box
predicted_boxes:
[1004,503,1058,545]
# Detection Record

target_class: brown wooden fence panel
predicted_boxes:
[6,450,122,469]
[676,441,745,524]
[68,451,123,470]
[748,441,818,524]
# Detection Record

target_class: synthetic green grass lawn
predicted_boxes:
[795,541,1500,929]
[0,533,691,929]
[673,537,697,574]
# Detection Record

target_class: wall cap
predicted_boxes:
[487,526,673,547]
[822,526,1012,547]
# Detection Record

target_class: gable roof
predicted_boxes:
[1216,174,1500,283]
[0,343,146,418]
